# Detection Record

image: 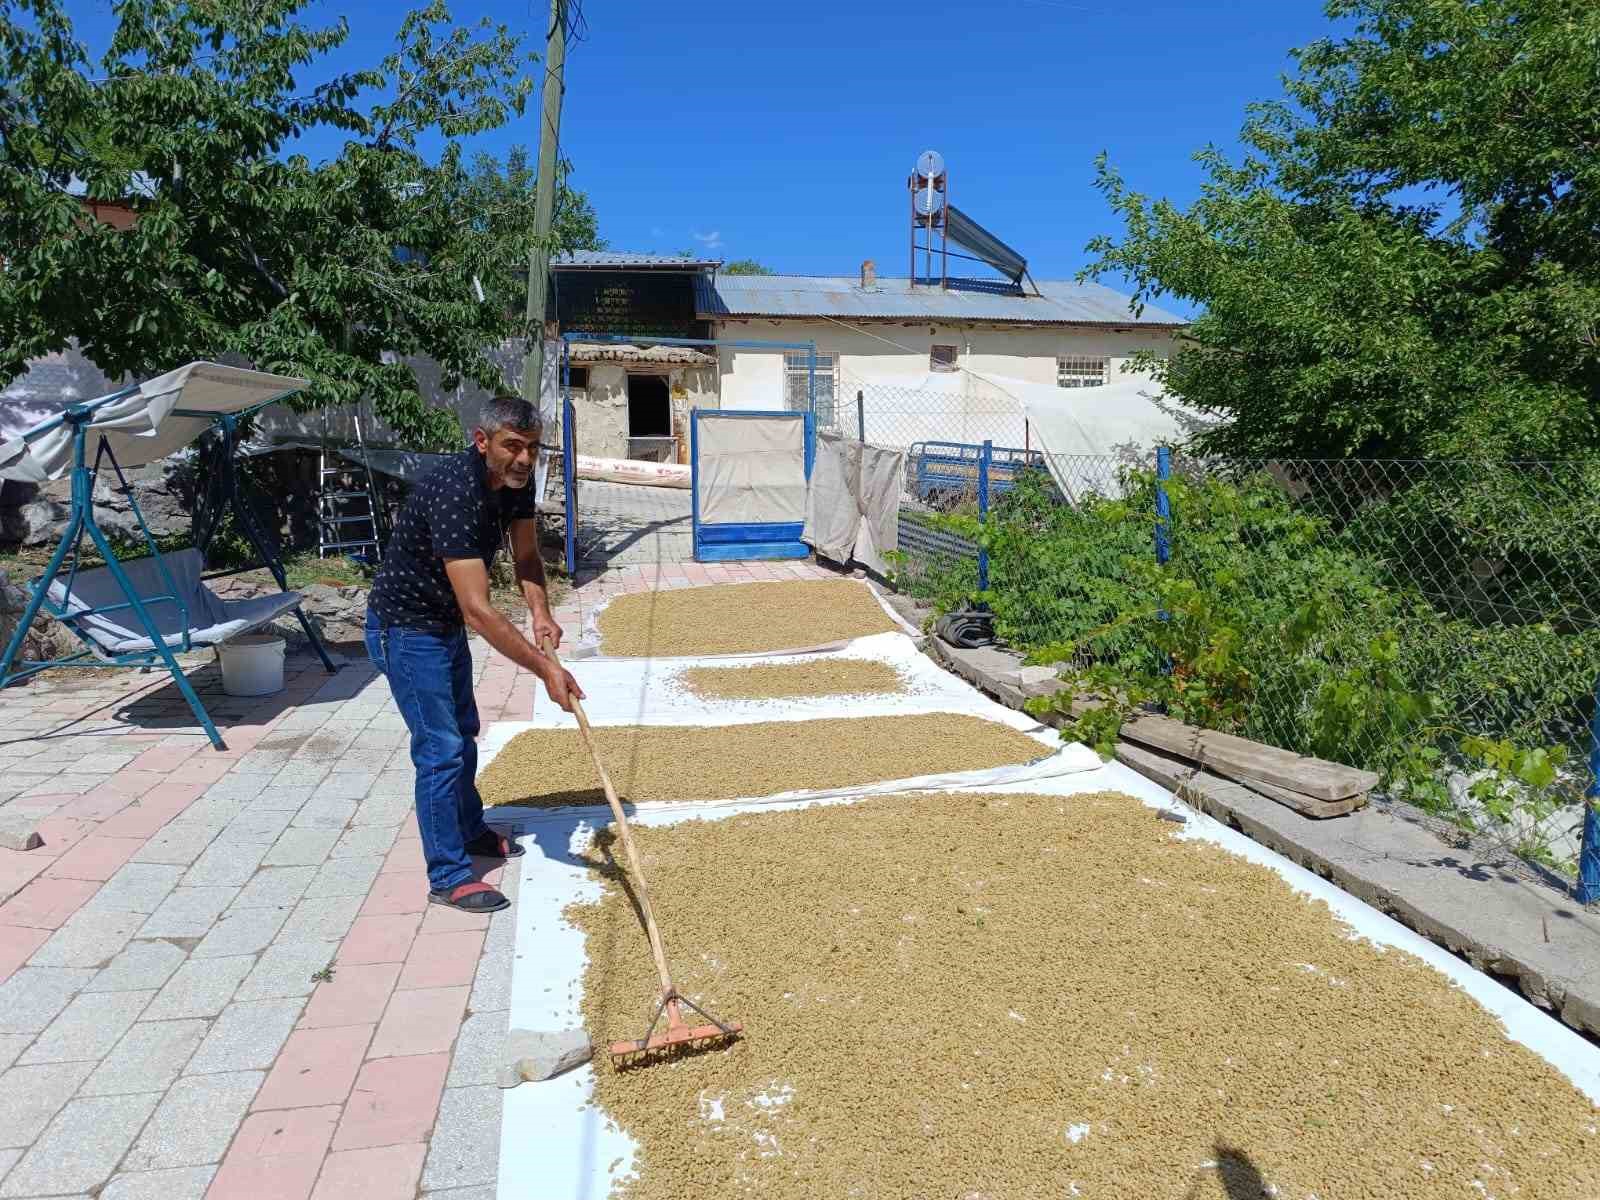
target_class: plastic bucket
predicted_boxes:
[217,634,286,697]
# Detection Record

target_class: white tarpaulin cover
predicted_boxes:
[802,432,904,573]
[695,413,808,526]
[990,373,1215,496]
[0,361,306,483]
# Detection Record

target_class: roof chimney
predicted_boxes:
[861,259,877,289]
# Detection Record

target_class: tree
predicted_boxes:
[1084,0,1600,460]
[722,259,774,276]
[0,0,600,448]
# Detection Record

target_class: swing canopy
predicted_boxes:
[0,361,307,483]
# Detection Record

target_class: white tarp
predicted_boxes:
[802,432,904,573]
[0,361,307,482]
[488,624,1600,1198]
[695,413,807,526]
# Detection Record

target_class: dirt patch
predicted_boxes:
[679,659,906,701]
[569,791,1600,1199]
[596,581,899,657]
[477,714,1046,808]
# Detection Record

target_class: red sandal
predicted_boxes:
[428,881,509,913]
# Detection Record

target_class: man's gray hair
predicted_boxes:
[478,395,541,436]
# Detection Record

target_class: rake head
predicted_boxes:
[609,993,744,1071]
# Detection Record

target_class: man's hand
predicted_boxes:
[538,660,585,714]
[530,606,564,651]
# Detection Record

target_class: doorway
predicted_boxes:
[627,374,673,461]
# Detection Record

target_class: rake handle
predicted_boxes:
[540,638,677,1000]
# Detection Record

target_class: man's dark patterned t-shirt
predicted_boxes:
[368,448,538,631]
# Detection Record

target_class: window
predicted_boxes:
[1057,354,1109,388]
[930,344,959,372]
[565,366,589,392]
[784,352,837,426]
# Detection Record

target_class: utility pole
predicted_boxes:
[521,0,568,413]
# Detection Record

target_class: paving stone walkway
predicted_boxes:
[0,559,839,1200]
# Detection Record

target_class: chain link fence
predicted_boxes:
[869,399,1600,884]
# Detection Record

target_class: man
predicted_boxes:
[364,395,583,914]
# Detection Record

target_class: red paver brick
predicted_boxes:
[251,1025,374,1111]
[128,745,200,772]
[0,876,100,929]
[367,985,469,1058]
[330,1054,449,1151]
[336,913,421,967]
[42,835,143,881]
[357,870,429,917]
[0,847,55,898]
[0,923,50,983]
[167,756,233,785]
[97,770,169,798]
[29,815,95,858]
[418,901,489,935]
[298,963,401,1031]
[57,787,135,822]
[95,786,202,838]
[310,1143,426,1200]
[396,930,485,991]
[379,840,423,875]
[208,1105,340,1200]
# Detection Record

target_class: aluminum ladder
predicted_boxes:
[316,409,385,563]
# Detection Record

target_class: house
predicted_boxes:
[552,252,1187,462]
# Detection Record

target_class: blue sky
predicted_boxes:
[65,0,1349,307]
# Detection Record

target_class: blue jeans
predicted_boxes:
[365,610,489,893]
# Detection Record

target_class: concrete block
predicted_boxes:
[0,966,97,1034]
[496,1028,591,1087]
[0,814,41,852]
[0,1060,96,1148]
[228,866,317,911]
[231,938,339,1003]
[122,1070,262,1170]
[445,1009,508,1088]
[131,823,224,867]
[220,808,295,845]
[31,909,144,969]
[292,797,358,831]
[0,1034,29,1072]
[188,905,287,959]
[0,1091,159,1198]
[420,1086,501,1192]
[304,855,383,899]
[100,1166,218,1200]
[278,894,365,943]
[142,955,254,1021]
[185,997,301,1074]
[261,829,340,868]
[330,824,400,860]
[138,885,240,939]
[179,841,268,888]
[85,940,188,993]
[85,863,185,915]
[19,988,155,1064]
[468,949,512,1014]
[82,1019,207,1096]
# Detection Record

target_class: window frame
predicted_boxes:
[783,351,838,424]
[1056,354,1109,389]
[930,343,960,373]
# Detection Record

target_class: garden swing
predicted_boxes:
[0,361,339,749]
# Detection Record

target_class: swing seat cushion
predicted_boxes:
[45,549,304,654]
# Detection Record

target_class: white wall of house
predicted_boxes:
[710,317,1175,406]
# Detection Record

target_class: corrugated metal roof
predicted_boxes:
[553,250,721,271]
[694,274,1185,327]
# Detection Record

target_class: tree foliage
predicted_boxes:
[721,259,775,276]
[1085,0,1600,460]
[0,0,599,447]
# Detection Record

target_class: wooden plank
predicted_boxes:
[1205,759,1368,816]
[1114,742,1365,819]
[1109,711,1379,801]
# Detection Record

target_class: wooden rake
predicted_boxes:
[540,638,744,1069]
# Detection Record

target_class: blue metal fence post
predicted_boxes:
[1154,446,1172,567]
[977,439,992,594]
[1579,677,1600,903]
[806,341,817,417]
[562,394,576,577]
